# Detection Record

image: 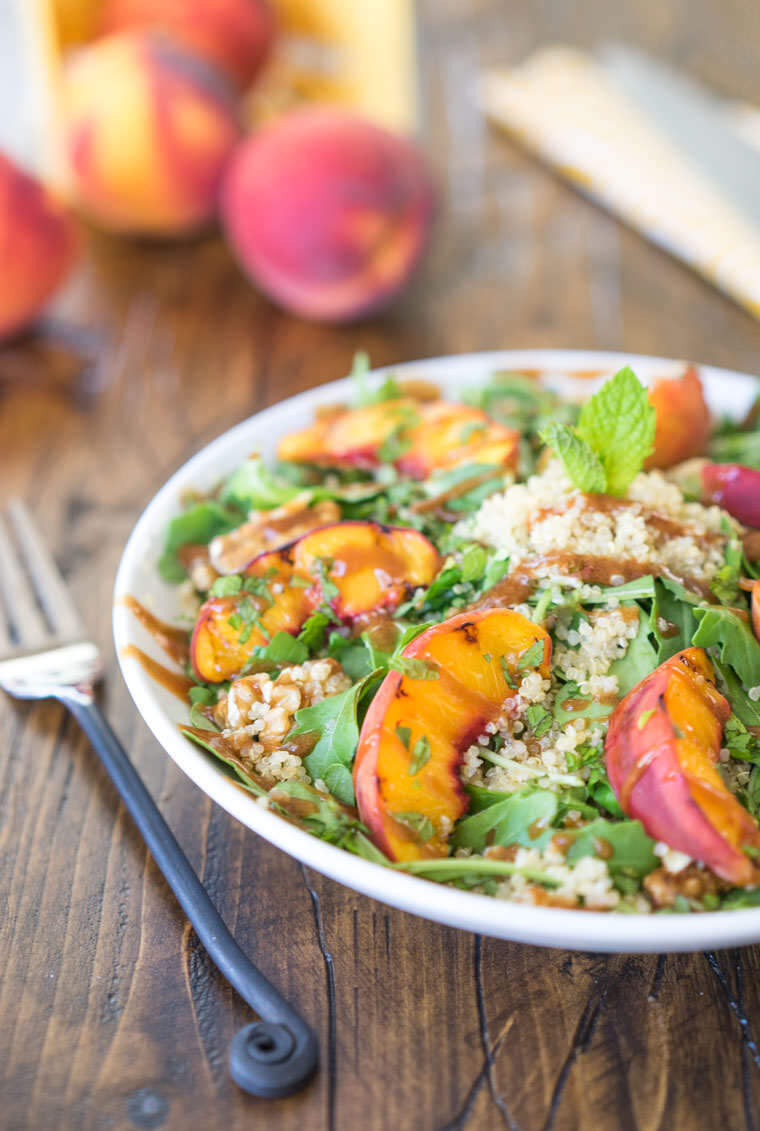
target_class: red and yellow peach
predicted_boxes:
[62,32,242,236]
[0,154,78,342]
[220,108,435,321]
[99,0,276,90]
[645,365,711,470]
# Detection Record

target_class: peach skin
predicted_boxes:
[605,647,760,885]
[354,609,551,862]
[100,0,276,89]
[191,521,440,681]
[0,154,78,342]
[62,31,242,236]
[277,398,519,478]
[701,463,760,529]
[220,108,435,322]
[645,365,711,469]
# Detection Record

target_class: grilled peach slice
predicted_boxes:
[191,521,440,681]
[605,647,760,885]
[354,609,551,861]
[277,398,519,478]
[702,463,760,529]
[290,521,440,617]
[645,366,711,470]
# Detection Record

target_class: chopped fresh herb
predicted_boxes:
[389,655,439,681]
[526,703,552,737]
[391,811,435,842]
[408,734,431,775]
[637,708,656,730]
[209,574,243,597]
[518,639,545,670]
[499,655,516,688]
[395,724,412,750]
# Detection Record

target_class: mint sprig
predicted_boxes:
[541,366,656,497]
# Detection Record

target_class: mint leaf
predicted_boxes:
[575,366,656,496]
[539,422,606,494]
[408,734,431,775]
[692,606,760,688]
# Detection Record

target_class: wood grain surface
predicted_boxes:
[4,3,760,1129]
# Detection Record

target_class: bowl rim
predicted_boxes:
[113,347,760,953]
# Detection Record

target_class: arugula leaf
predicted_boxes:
[451,788,559,852]
[710,539,744,606]
[575,366,656,496]
[564,743,622,816]
[565,818,657,883]
[609,608,658,696]
[269,780,362,845]
[180,725,267,796]
[251,631,309,667]
[460,544,488,582]
[720,886,760,909]
[350,351,403,406]
[220,458,302,511]
[652,577,699,663]
[539,422,606,494]
[526,704,552,738]
[394,857,561,888]
[713,658,760,727]
[553,682,614,726]
[723,714,760,764]
[692,606,760,688]
[159,501,242,583]
[579,576,656,604]
[297,610,333,653]
[288,676,375,805]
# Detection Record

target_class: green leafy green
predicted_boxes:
[288,674,377,805]
[394,856,561,888]
[575,366,656,496]
[451,789,558,852]
[408,734,431,775]
[297,610,333,653]
[350,351,403,406]
[609,609,658,696]
[220,458,301,511]
[539,422,606,494]
[553,682,614,726]
[390,811,434,842]
[250,631,309,667]
[158,501,242,583]
[692,606,760,688]
[714,658,760,727]
[565,818,658,884]
[652,578,699,663]
[710,539,744,606]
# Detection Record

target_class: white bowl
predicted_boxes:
[114,348,760,953]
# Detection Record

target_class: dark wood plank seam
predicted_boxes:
[473,935,518,1130]
[539,981,610,1131]
[647,954,666,1002]
[705,951,760,1072]
[735,953,757,1131]
[300,864,336,1131]
[437,1009,515,1131]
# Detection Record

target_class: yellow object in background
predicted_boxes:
[52,0,102,47]
[1,0,64,185]
[248,0,419,135]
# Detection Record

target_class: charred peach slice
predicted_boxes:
[645,366,711,470]
[290,522,440,618]
[277,399,519,479]
[191,521,439,681]
[605,647,760,885]
[354,609,551,862]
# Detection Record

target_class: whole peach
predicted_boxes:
[62,32,242,236]
[220,109,435,322]
[0,154,78,342]
[99,0,276,89]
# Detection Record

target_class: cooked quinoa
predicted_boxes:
[151,361,760,916]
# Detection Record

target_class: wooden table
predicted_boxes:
[4,3,760,1129]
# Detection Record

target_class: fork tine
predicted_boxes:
[7,501,85,640]
[0,512,49,647]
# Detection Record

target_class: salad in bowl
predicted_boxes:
[123,355,760,919]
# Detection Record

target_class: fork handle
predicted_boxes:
[60,691,318,1099]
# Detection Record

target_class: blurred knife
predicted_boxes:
[599,44,760,230]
